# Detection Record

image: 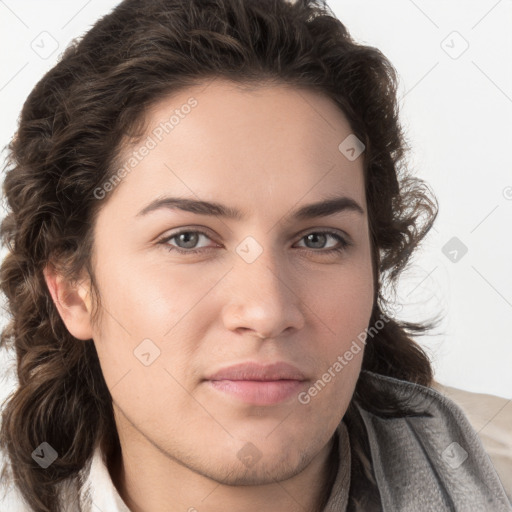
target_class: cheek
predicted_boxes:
[94,255,226,339]
[312,263,374,343]
[92,318,200,434]
[88,263,220,416]
[304,265,373,403]
[296,349,363,441]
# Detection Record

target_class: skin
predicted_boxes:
[44,78,374,512]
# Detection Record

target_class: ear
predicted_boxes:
[43,263,94,341]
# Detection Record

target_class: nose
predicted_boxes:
[221,246,306,339]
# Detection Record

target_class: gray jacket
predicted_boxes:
[338,371,512,511]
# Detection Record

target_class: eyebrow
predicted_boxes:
[136,194,365,221]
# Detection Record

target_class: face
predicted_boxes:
[57,79,374,486]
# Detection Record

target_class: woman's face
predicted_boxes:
[77,79,374,484]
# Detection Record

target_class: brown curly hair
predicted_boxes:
[0,0,439,510]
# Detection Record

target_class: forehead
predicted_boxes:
[105,79,366,218]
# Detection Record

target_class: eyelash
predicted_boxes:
[157,229,352,256]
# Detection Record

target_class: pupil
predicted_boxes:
[180,232,198,248]
[308,233,325,248]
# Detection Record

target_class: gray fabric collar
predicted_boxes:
[355,371,512,511]
[322,420,351,512]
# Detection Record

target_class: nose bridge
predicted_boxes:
[235,236,291,303]
[223,235,304,336]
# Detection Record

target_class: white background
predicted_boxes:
[0,0,511,406]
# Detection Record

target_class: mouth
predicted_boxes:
[207,379,306,406]
[205,361,309,406]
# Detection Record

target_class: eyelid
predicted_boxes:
[159,226,217,241]
[294,226,352,244]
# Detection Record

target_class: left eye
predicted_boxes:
[295,231,350,252]
[158,229,351,255]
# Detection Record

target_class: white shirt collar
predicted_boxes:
[80,444,131,512]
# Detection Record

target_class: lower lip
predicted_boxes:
[207,379,305,406]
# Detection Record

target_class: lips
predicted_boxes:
[205,361,307,382]
[205,361,308,406]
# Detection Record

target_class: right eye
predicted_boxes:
[158,229,221,255]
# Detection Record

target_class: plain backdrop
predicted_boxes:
[0,0,511,411]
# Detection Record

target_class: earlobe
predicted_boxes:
[43,264,94,341]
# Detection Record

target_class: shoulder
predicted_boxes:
[432,380,512,501]
[0,471,89,512]
[0,449,97,512]
[355,371,512,512]
[0,452,30,511]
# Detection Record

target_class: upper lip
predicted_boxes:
[206,362,307,381]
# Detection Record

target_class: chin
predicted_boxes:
[199,449,311,487]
